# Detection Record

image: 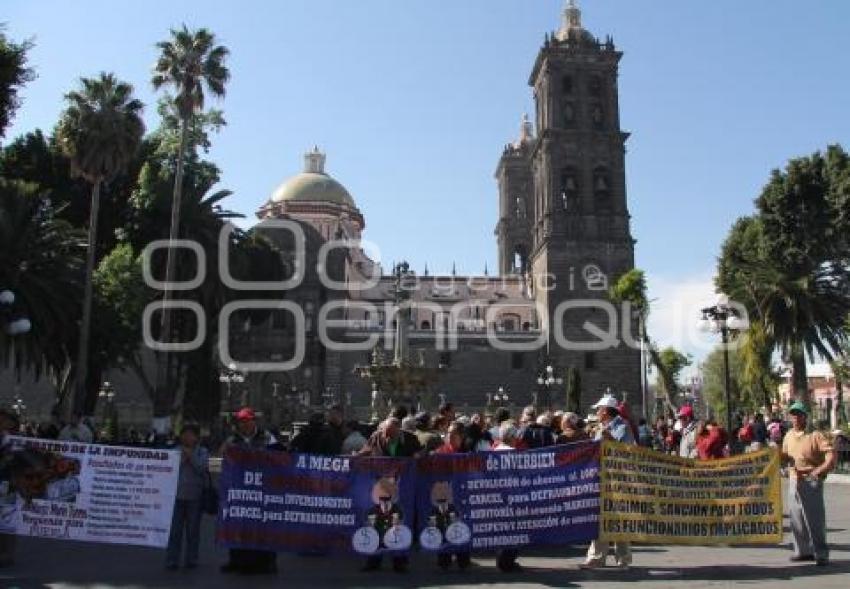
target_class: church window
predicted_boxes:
[562,101,576,127]
[591,104,604,129]
[593,168,613,212]
[589,75,603,97]
[560,169,579,211]
[562,75,574,94]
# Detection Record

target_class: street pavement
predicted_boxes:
[2,482,849,589]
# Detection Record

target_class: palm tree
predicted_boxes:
[0,178,85,381]
[750,263,850,404]
[56,72,145,417]
[151,25,229,418]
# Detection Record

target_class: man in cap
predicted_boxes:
[581,394,634,570]
[220,407,281,575]
[782,401,836,566]
[677,405,699,458]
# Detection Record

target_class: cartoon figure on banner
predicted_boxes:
[352,476,412,554]
[421,480,471,549]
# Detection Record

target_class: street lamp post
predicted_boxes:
[699,294,748,437]
[536,365,563,411]
[218,363,245,412]
[493,386,510,408]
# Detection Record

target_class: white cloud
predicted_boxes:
[645,271,724,374]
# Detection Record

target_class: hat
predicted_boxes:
[788,401,808,416]
[677,405,694,419]
[235,407,256,422]
[592,395,619,410]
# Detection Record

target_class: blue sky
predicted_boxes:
[4,0,850,362]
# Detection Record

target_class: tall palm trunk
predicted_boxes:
[790,341,809,403]
[70,179,101,419]
[153,118,190,421]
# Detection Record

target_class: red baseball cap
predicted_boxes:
[677,405,694,419]
[235,407,256,422]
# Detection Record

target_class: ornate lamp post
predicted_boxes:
[493,386,510,408]
[698,294,748,436]
[11,395,26,419]
[536,364,563,411]
[218,363,245,412]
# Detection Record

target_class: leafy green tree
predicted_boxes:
[0,179,85,381]
[0,27,35,138]
[90,243,154,409]
[609,268,680,415]
[701,344,747,424]
[55,73,145,416]
[151,25,230,421]
[717,146,850,403]
[654,347,692,406]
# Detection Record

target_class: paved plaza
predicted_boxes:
[2,481,848,589]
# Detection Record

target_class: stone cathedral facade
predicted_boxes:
[230,1,641,419]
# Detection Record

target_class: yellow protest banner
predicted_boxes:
[599,441,782,545]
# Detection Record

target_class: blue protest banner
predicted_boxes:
[415,441,601,553]
[216,447,415,556]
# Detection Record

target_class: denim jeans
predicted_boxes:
[166,499,202,567]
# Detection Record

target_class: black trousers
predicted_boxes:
[228,548,276,573]
[365,554,408,570]
[438,551,471,569]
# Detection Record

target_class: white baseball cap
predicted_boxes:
[591,395,619,410]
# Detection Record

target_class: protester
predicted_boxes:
[581,394,635,570]
[489,407,511,440]
[696,421,727,460]
[414,412,442,453]
[58,413,94,443]
[557,412,588,444]
[0,408,19,568]
[220,407,280,575]
[463,422,492,452]
[781,401,837,566]
[637,418,653,448]
[492,423,518,450]
[677,405,699,458]
[290,412,336,455]
[516,406,555,449]
[357,418,421,573]
[436,421,465,455]
[340,420,367,455]
[438,402,456,424]
[325,404,346,455]
[166,422,209,571]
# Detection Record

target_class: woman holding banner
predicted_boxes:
[580,394,635,571]
[165,422,209,571]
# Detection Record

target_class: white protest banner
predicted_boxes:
[0,436,179,547]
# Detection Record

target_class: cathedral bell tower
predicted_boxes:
[498,1,641,410]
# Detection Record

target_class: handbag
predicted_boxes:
[201,471,219,515]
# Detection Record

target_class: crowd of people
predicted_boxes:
[0,394,845,575]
